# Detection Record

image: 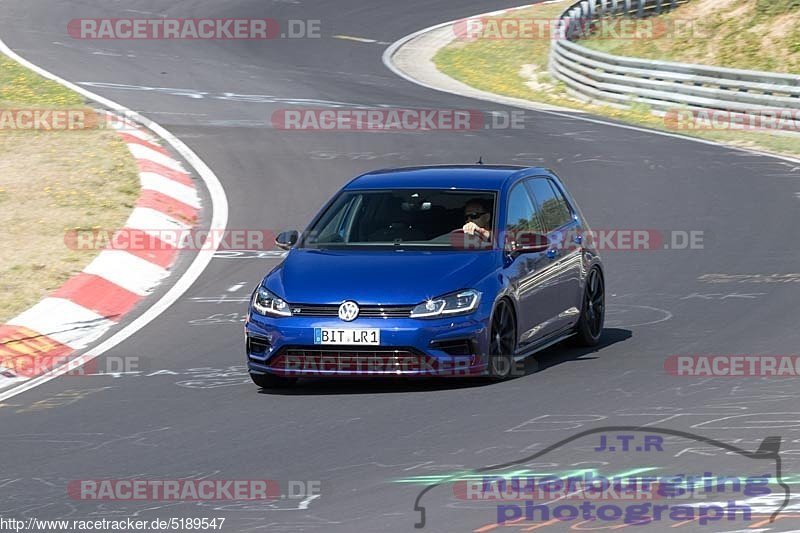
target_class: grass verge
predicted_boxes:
[580,0,800,73]
[433,0,800,159]
[0,55,139,323]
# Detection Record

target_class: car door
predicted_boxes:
[525,177,583,330]
[502,181,559,349]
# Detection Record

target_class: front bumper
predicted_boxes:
[245,312,489,377]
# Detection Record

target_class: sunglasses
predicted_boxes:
[465,212,486,220]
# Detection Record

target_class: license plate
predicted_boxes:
[314,328,380,345]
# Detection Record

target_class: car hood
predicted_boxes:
[264,248,498,305]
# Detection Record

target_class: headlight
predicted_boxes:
[410,289,481,319]
[251,286,292,317]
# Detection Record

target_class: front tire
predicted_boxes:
[488,299,517,380]
[250,371,297,389]
[574,266,604,347]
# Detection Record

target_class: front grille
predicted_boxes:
[267,346,436,374]
[290,304,413,318]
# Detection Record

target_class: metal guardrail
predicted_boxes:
[548,0,800,118]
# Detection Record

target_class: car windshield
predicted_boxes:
[300,189,496,250]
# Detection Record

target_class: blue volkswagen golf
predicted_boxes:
[245,165,604,388]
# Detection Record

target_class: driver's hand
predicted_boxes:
[463,221,479,235]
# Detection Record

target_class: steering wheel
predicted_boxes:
[450,228,490,250]
[451,228,489,241]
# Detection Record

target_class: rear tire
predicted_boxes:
[250,371,297,389]
[488,299,517,381]
[574,267,604,347]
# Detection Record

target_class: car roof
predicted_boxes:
[343,165,551,191]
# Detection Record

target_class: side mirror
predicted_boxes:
[509,231,550,254]
[275,230,299,250]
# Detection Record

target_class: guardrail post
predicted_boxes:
[655,0,663,14]
[624,0,634,16]
[567,8,581,39]
[554,17,568,41]
[636,0,645,18]
[565,9,574,40]
[577,3,591,38]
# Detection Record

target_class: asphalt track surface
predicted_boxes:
[2,1,800,532]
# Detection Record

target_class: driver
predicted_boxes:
[461,199,492,241]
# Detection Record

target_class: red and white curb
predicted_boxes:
[0,116,201,388]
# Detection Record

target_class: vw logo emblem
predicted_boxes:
[338,301,359,322]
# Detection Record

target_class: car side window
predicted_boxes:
[505,183,545,237]
[526,178,572,232]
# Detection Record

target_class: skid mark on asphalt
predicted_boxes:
[78,82,395,108]
[78,365,250,390]
[605,303,673,328]
[0,428,171,454]
[309,150,417,161]
[680,292,766,300]
[189,313,247,326]
[698,273,800,284]
[12,387,111,414]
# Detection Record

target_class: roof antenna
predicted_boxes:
[476,156,483,165]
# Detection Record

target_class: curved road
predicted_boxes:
[1,1,799,531]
